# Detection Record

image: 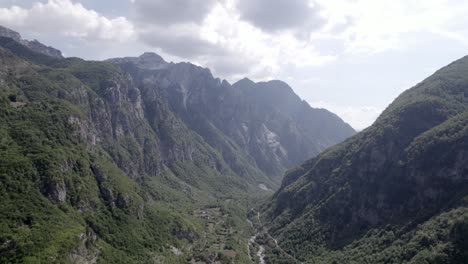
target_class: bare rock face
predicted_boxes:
[69,229,99,264]
[48,181,67,202]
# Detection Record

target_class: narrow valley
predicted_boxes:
[1,1,468,262]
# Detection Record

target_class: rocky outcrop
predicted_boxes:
[48,181,67,202]
[69,229,99,264]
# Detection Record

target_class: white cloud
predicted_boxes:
[197,1,336,80]
[133,0,216,25]
[236,0,323,33]
[131,0,468,83]
[0,0,135,41]
[138,23,224,59]
[132,0,335,81]
[314,0,468,54]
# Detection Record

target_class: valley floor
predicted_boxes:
[247,209,302,264]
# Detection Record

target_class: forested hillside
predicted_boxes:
[262,55,468,264]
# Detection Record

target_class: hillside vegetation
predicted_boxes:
[263,56,468,263]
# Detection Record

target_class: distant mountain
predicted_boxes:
[263,56,468,263]
[0,25,63,58]
[0,25,354,263]
[109,54,355,180]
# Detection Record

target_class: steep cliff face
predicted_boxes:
[231,78,355,177]
[263,56,468,263]
[0,47,173,263]
[110,54,355,180]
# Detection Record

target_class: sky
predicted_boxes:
[1,0,468,130]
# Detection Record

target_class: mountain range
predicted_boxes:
[2,24,467,264]
[0,26,354,263]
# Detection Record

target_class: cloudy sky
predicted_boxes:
[1,0,468,129]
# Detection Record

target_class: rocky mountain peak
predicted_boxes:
[0,25,22,43]
[257,80,298,100]
[107,52,168,70]
[138,52,166,64]
[0,25,63,59]
[262,80,294,91]
[233,77,255,88]
[233,79,297,102]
